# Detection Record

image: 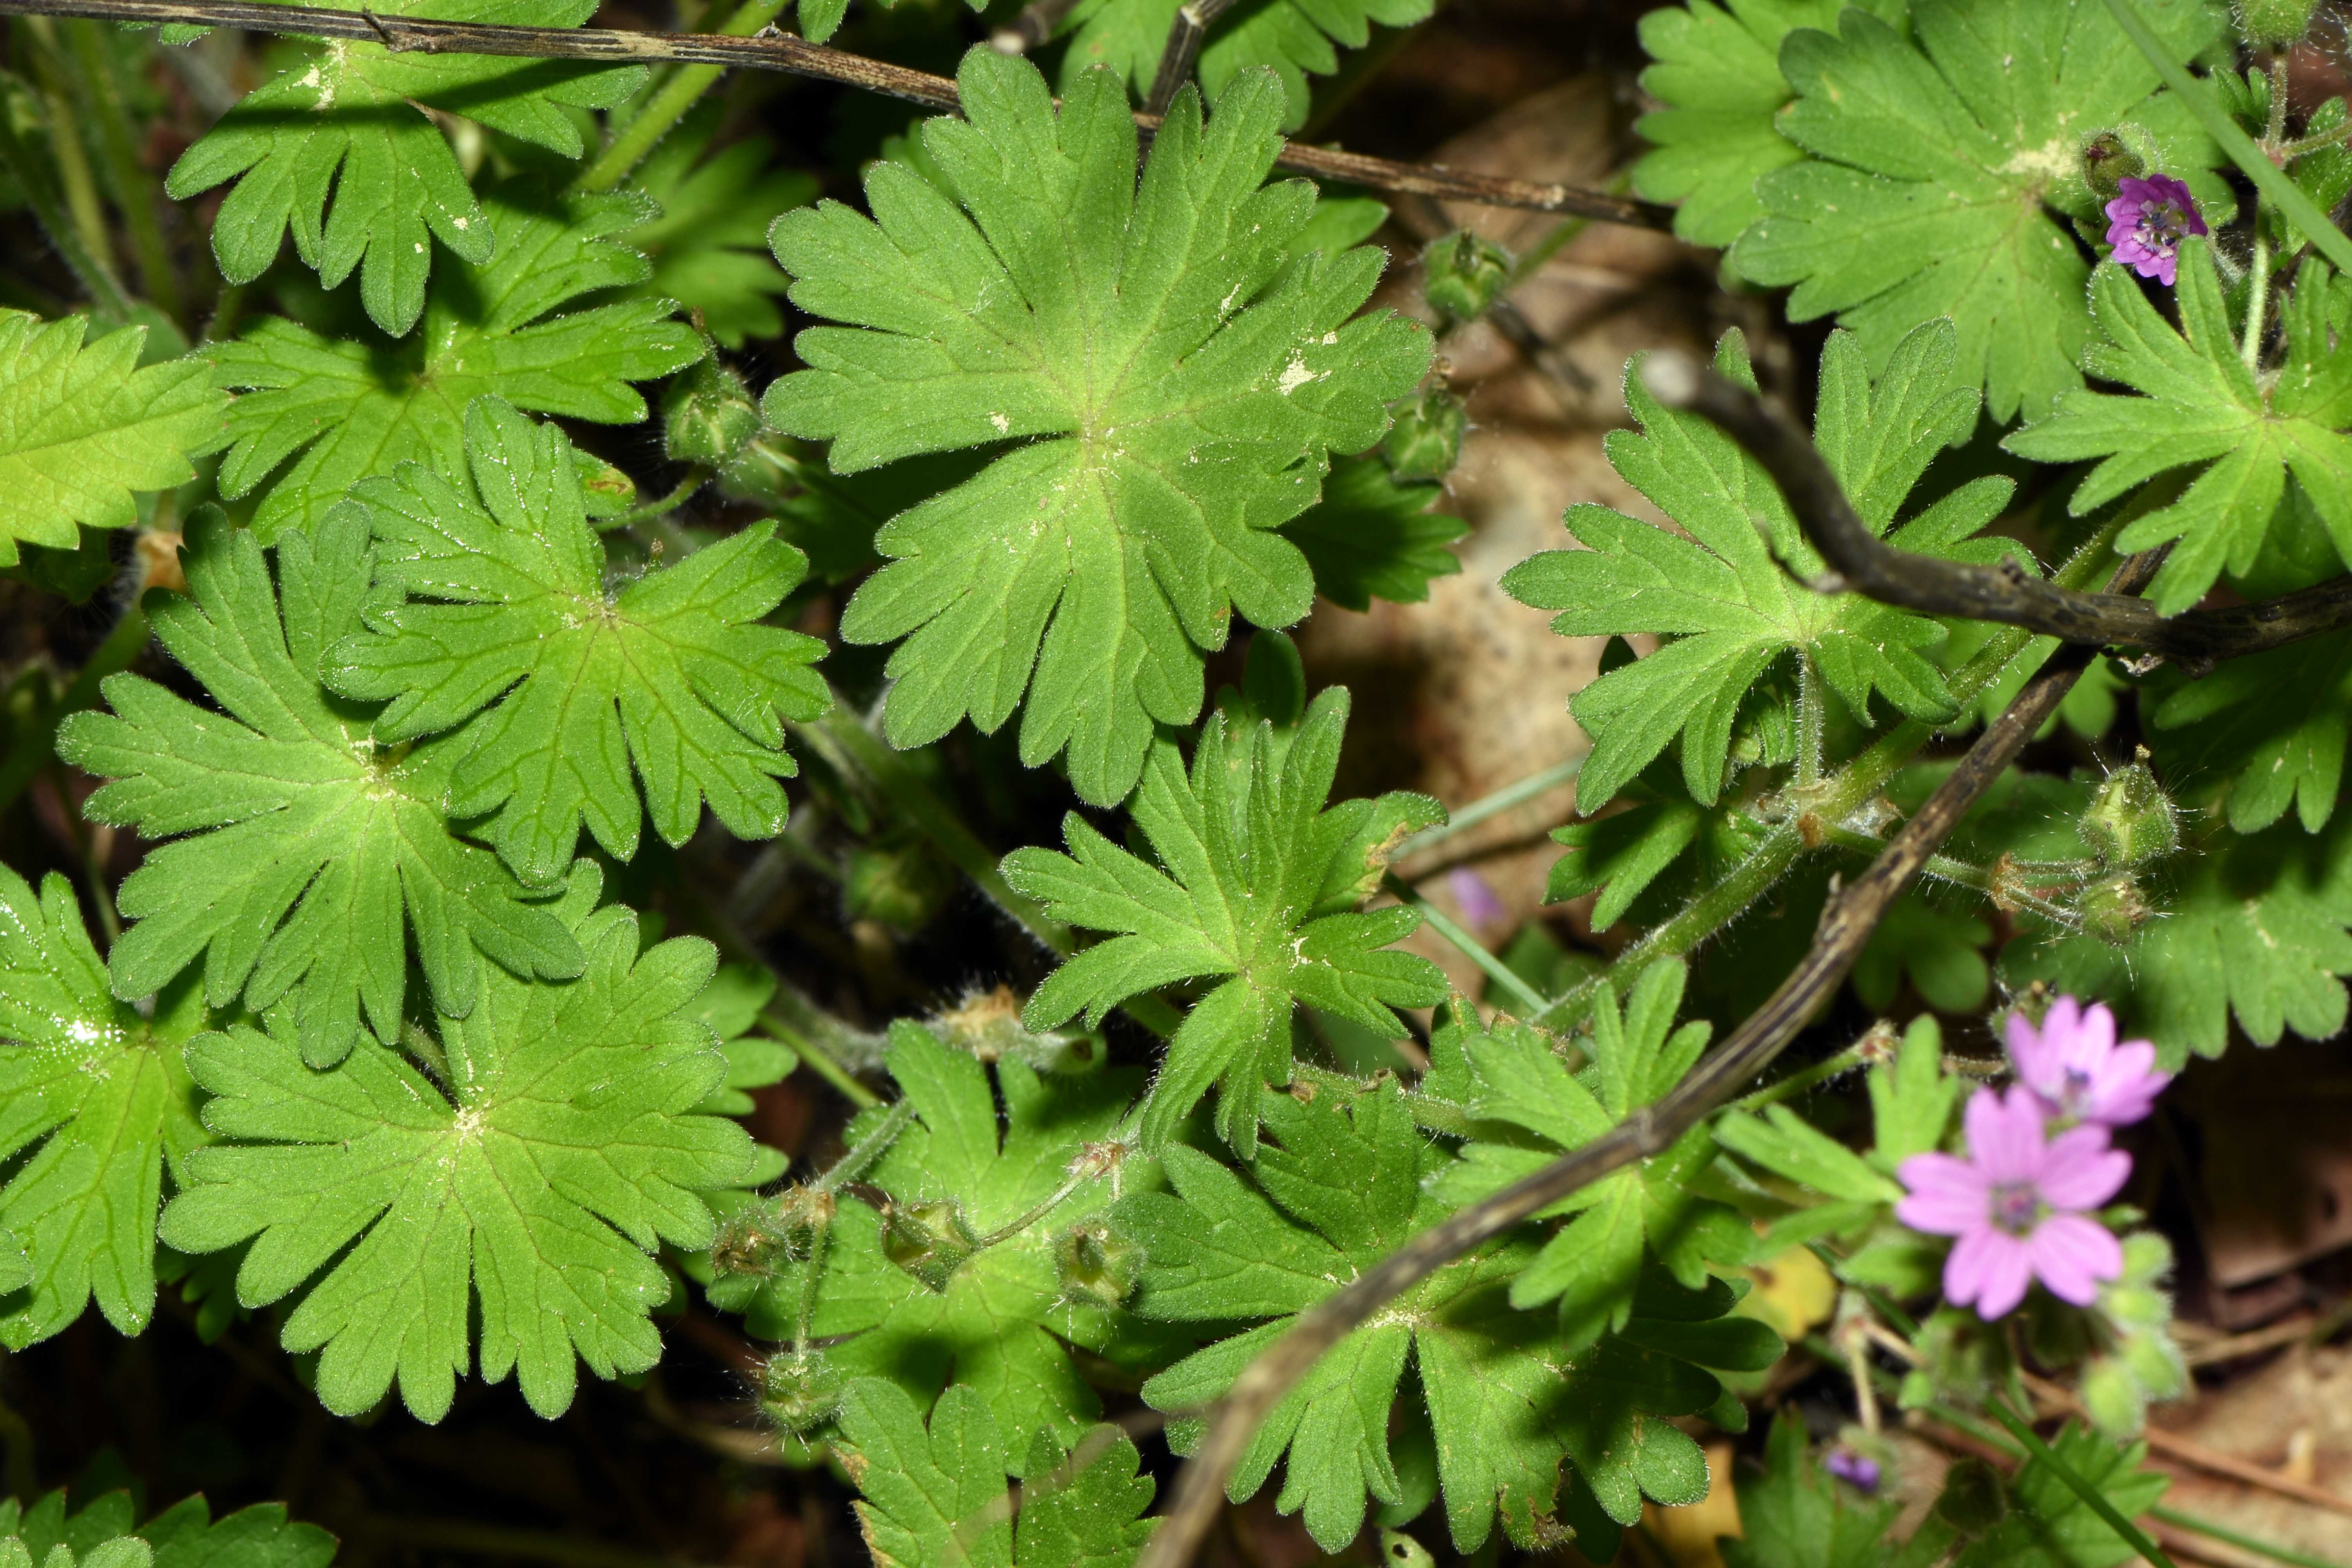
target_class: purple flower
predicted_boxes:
[2104,174,2207,286]
[1825,1450,1881,1492]
[2006,995,2169,1128]
[1896,1087,2129,1320]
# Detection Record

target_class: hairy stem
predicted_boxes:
[2244,225,2270,373]
[575,0,786,193]
[1391,754,1582,866]
[0,0,1679,229]
[18,16,118,290]
[0,597,150,815]
[761,1011,882,1109]
[63,18,180,319]
[1985,1398,2179,1568]
[0,47,130,313]
[1379,870,1546,1014]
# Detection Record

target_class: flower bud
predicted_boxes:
[663,357,762,470]
[710,1185,835,1279]
[1053,1220,1143,1310]
[2079,132,2146,201]
[2076,753,2178,868]
[2078,873,2152,947]
[1381,388,1466,480]
[758,1348,845,1434]
[2235,0,2319,45]
[881,1198,980,1292]
[1421,230,1512,322]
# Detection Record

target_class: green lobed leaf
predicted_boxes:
[2152,624,2352,834]
[745,1024,1152,1466]
[2008,246,2352,614]
[1279,454,1466,611]
[0,866,204,1347]
[1057,0,1436,132]
[1004,687,1446,1155]
[832,1379,1158,1568]
[1504,323,2012,812]
[158,862,754,1422]
[765,48,1431,806]
[1632,0,1909,250]
[56,508,586,1072]
[210,181,703,542]
[165,0,648,334]
[322,398,829,887]
[0,314,227,567]
[2,1489,336,1568]
[1731,0,2228,423]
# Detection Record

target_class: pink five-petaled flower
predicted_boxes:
[1896,1087,2130,1319]
[2104,173,2207,286]
[2007,995,2170,1128]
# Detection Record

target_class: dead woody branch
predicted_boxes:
[1638,351,2352,670]
[0,0,1679,230]
[1133,551,2159,1568]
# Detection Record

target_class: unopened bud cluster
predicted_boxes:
[759,1348,844,1435]
[2068,753,2180,946]
[662,357,763,471]
[882,1198,982,1292]
[1382,387,1466,480]
[1052,1219,1143,1310]
[710,1185,835,1279]
[1421,230,1512,322]
[2234,0,2319,45]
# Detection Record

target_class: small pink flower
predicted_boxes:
[2006,995,2169,1128]
[1897,1087,2129,1319]
[2104,174,2207,286]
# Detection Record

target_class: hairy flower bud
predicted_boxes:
[1421,230,1512,322]
[2077,873,2152,947]
[2235,0,2319,45]
[2079,132,2146,201]
[1381,387,1467,480]
[710,1185,835,1278]
[2077,753,2178,868]
[1053,1219,1143,1310]
[881,1198,981,1292]
[758,1348,845,1434]
[663,356,762,470]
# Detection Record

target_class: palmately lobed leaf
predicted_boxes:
[831,1379,1158,1568]
[1505,322,2011,813]
[1630,0,1907,250]
[2005,244,2352,615]
[1005,687,1446,1154]
[0,866,205,1348]
[2,1488,337,1568]
[158,862,753,1422]
[323,398,829,887]
[210,182,703,542]
[765,48,1430,806]
[0,314,227,567]
[165,0,647,335]
[1728,0,2227,423]
[56,507,586,1071]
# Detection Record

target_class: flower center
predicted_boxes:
[2135,201,2190,252]
[2059,1065,2094,1114]
[1990,1181,2043,1237]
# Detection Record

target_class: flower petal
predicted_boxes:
[1951,1228,2032,1319]
[1897,1154,1989,1235]
[1965,1086,2046,1185]
[2027,1214,2125,1306]
[2038,1126,2131,1210]
[2006,1008,2056,1090]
